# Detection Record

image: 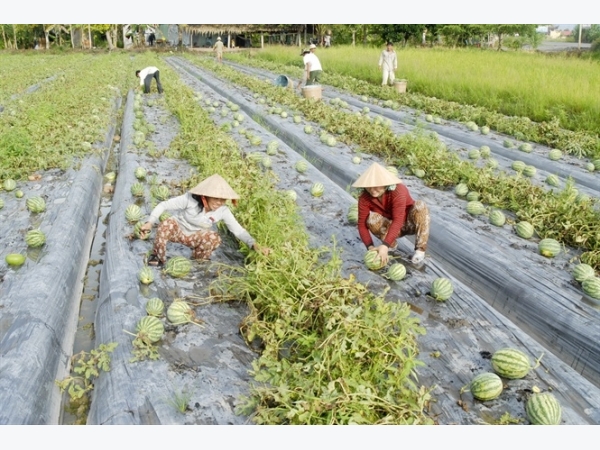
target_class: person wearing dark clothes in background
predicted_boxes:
[135,66,164,94]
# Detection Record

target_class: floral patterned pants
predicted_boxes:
[366,200,430,251]
[152,218,222,263]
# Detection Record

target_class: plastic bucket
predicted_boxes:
[274,75,294,89]
[301,85,322,100]
[394,79,407,94]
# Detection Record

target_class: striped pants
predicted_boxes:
[366,200,430,251]
[152,218,221,263]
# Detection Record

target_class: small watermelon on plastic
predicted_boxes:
[523,165,536,177]
[468,149,480,160]
[538,238,561,258]
[146,298,165,317]
[385,263,406,281]
[512,161,525,172]
[135,316,164,344]
[548,149,562,161]
[310,183,324,198]
[304,125,314,134]
[131,182,145,197]
[25,229,46,248]
[526,392,562,425]
[125,204,143,224]
[266,141,279,155]
[479,145,491,158]
[364,250,384,271]
[545,175,560,187]
[347,203,358,224]
[3,179,17,191]
[164,256,192,278]
[167,300,201,326]
[489,210,506,227]
[480,126,490,135]
[134,167,147,180]
[466,201,485,216]
[26,196,46,213]
[5,253,26,267]
[413,169,425,178]
[491,348,537,379]
[572,263,595,283]
[295,160,308,173]
[454,183,469,197]
[151,185,170,201]
[138,266,154,285]
[516,221,534,239]
[430,277,453,301]
[466,191,479,202]
[467,372,503,401]
[519,143,533,153]
[582,277,600,300]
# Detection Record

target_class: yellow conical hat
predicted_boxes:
[352,162,402,188]
[189,174,240,199]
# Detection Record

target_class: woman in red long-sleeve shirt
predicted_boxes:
[353,162,430,265]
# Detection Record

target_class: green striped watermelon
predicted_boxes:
[146,298,165,317]
[468,149,480,160]
[469,372,503,401]
[582,277,600,300]
[512,161,525,172]
[151,185,170,201]
[548,149,562,161]
[413,169,425,178]
[386,263,406,281]
[364,250,384,271]
[454,183,469,197]
[3,179,17,191]
[515,221,534,239]
[167,300,197,325]
[131,182,145,197]
[466,201,485,216]
[572,264,595,283]
[136,316,164,344]
[523,165,537,177]
[430,277,453,301]
[295,160,308,173]
[519,143,533,153]
[545,175,559,187]
[479,145,491,158]
[138,266,154,285]
[164,256,192,278]
[134,167,147,180]
[26,196,46,213]
[526,392,562,425]
[25,229,46,248]
[491,348,533,379]
[347,204,358,224]
[125,204,143,224]
[310,183,324,197]
[538,238,561,258]
[489,210,506,227]
[466,191,479,202]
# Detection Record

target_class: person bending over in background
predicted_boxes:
[135,66,164,94]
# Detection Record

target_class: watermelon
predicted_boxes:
[105,171,117,182]
[151,185,170,201]
[523,165,536,177]
[352,156,361,165]
[347,204,358,224]
[133,222,150,240]
[364,250,384,271]
[413,169,425,178]
[136,316,164,344]
[572,263,595,283]
[466,201,485,216]
[538,238,561,258]
[159,212,172,222]
[491,348,533,379]
[489,210,506,227]
[14,190,24,198]
[164,256,192,278]
[131,182,145,197]
[293,115,302,124]
[466,191,479,202]
[25,229,46,248]
[548,149,562,161]
[454,183,469,197]
[486,159,499,169]
[125,204,143,224]
[5,253,26,267]
[26,196,46,213]
[503,140,515,148]
[425,114,433,123]
[582,277,600,300]
[526,392,562,425]
[266,141,278,155]
[585,162,595,172]
[146,298,165,317]
[285,190,297,201]
[479,145,491,158]
[261,156,272,168]
[250,136,262,146]
[593,159,600,171]
[295,160,308,173]
[310,183,324,198]
[167,300,197,325]
[468,149,480,160]
[362,107,370,114]
[386,263,406,281]
[519,143,533,153]
[511,161,525,172]
[545,175,560,187]
[430,277,453,301]
[480,126,490,135]
[516,221,534,239]
[468,372,503,401]
[3,179,17,191]
[138,266,154,285]
[386,166,399,176]
[304,125,314,134]
[433,117,442,124]
[134,167,147,180]
[466,121,478,131]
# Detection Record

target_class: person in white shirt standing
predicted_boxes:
[299,44,323,87]
[135,66,164,94]
[378,41,397,87]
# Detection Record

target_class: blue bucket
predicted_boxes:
[274,75,293,89]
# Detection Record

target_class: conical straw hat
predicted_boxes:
[352,162,402,188]
[189,174,240,199]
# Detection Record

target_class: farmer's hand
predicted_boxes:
[253,243,271,256]
[371,245,389,265]
[140,222,152,233]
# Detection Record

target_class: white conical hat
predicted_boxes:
[352,162,403,188]
[189,174,239,199]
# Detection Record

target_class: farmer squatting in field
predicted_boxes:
[140,174,270,266]
[353,162,430,265]
[135,66,164,94]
